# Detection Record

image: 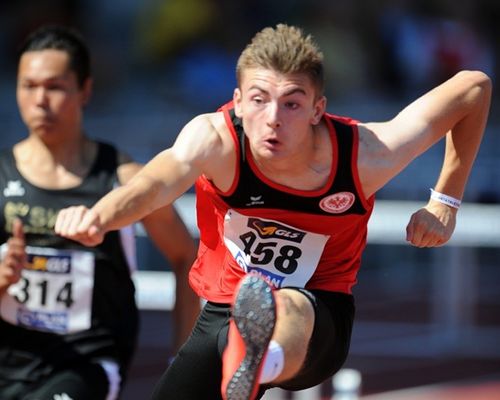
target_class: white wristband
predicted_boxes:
[430,188,461,209]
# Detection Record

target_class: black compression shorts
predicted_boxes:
[272,288,355,391]
[151,289,354,400]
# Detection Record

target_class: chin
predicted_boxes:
[32,129,59,143]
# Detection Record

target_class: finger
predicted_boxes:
[405,217,415,243]
[424,233,448,248]
[66,206,89,236]
[54,209,66,234]
[56,206,86,237]
[80,210,104,246]
[8,258,24,279]
[12,218,25,241]
[407,222,425,246]
[87,224,101,239]
[434,238,447,247]
[417,235,434,248]
[77,208,99,235]
[54,208,73,236]
[3,250,25,278]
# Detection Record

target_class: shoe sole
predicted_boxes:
[225,275,276,400]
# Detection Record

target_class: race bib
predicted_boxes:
[1,245,95,334]
[223,210,329,288]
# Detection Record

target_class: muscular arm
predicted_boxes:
[358,70,491,197]
[55,112,234,245]
[358,70,491,246]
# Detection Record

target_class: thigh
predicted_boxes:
[23,363,110,400]
[276,289,355,391]
[150,302,231,400]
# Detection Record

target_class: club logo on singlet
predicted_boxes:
[319,192,355,214]
[3,180,26,197]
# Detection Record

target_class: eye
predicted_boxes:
[46,83,65,91]
[251,96,264,105]
[284,101,299,110]
[19,82,36,90]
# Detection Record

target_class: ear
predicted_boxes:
[233,88,243,117]
[81,78,93,106]
[311,96,326,125]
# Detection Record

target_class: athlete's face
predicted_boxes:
[16,49,91,143]
[233,68,325,162]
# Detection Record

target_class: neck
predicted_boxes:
[13,133,97,189]
[21,133,90,170]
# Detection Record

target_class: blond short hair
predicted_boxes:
[236,24,324,95]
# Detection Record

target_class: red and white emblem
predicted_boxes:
[319,192,355,214]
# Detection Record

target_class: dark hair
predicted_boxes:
[18,25,91,87]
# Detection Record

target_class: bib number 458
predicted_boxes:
[239,231,302,274]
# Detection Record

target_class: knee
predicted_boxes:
[274,289,315,343]
[275,289,315,324]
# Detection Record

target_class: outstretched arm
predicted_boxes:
[55,113,230,246]
[358,70,492,246]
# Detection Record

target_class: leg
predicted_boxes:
[151,302,231,400]
[271,288,315,382]
[222,276,355,399]
[222,276,315,399]
[277,289,355,391]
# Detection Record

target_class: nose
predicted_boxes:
[266,103,281,129]
[34,87,49,106]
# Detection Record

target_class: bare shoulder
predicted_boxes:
[172,111,236,183]
[175,111,233,155]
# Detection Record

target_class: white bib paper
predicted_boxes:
[1,244,94,334]
[223,209,329,288]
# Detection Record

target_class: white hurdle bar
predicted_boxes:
[133,195,500,311]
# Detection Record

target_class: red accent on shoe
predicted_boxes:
[221,275,276,400]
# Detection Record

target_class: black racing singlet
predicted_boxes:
[0,142,138,384]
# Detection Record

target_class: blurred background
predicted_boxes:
[1,0,499,398]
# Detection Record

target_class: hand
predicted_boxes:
[405,200,457,247]
[0,218,26,293]
[54,206,105,247]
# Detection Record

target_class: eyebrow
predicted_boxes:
[248,85,307,97]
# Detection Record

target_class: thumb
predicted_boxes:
[78,208,105,246]
[78,208,103,237]
[405,216,414,243]
[12,218,25,241]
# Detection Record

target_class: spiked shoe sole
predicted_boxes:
[225,275,277,400]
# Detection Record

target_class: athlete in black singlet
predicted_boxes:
[0,25,199,400]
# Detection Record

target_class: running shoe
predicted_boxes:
[221,274,277,400]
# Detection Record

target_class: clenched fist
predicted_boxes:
[55,206,105,247]
[406,200,457,247]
